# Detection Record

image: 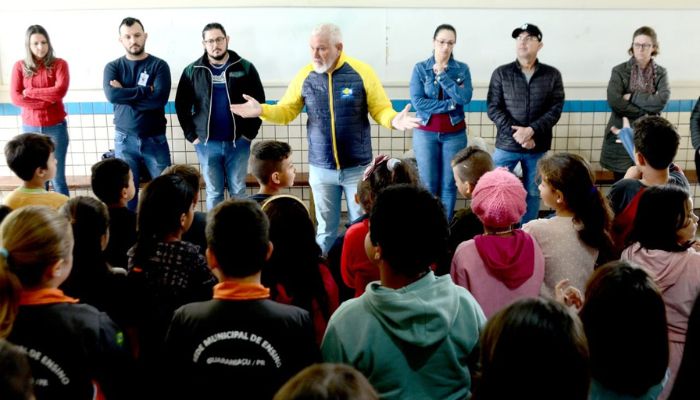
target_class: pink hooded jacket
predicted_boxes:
[622,242,700,398]
[451,230,545,318]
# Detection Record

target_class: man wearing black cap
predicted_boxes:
[486,23,564,224]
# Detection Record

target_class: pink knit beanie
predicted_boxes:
[471,167,527,228]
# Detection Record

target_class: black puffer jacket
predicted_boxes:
[487,60,565,153]
[692,97,700,150]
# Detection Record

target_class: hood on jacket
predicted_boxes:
[623,242,692,291]
[473,229,535,289]
[364,271,460,347]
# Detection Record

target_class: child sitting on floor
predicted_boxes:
[622,185,700,398]
[607,116,688,252]
[274,363,378,400]
[2,206,132,398]
[340,154,419,297]
[261,195,339,344]
[451,168,544,318]
[523,152,614,298]
[161,164,207,254]
[3,133,68,210]
[448,146,494,255]
[475,297,590,400]
[162,199,318,399]
[58,196,129,325]
[323,184,485,400]
[127,174,216,368]
[557,260,669,399]
[91,158,136,269]
[249,140,296,204]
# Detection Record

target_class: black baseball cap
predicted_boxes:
[512,23,542,41]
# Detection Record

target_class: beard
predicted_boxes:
[313,60,333,74]
[209,51,227,61]
[127,45,145,57]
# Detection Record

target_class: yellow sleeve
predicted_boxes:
[349,58,397,129]
[260,65,312,125]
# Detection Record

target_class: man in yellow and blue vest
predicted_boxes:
[232,23,419,253]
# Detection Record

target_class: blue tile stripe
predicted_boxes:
[0,99,697,116]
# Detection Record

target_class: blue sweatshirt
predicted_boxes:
[103,54,171,137]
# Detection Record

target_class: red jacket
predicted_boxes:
[341,219,379,297]
[10,58,69,126]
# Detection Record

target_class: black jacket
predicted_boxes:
[175,50,265,143]
[487,60,565,153]
[690,97,700,150]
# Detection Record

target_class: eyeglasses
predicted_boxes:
[203,37,226,46]
[516,35,539,42]
[633,43,653,50]
[435,40,456,47]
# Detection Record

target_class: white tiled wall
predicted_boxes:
[0,108,697,212]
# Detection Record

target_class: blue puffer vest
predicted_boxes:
[303,63,372,169]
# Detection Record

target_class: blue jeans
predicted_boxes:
[114,131,171,211]
[413,128,467,220]
[22,121,70,196]
[492,148,545,224]
[309,164,364,254]
[195,138,251,210]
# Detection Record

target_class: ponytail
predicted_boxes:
[364,155,421,201]
[0,206,73,336]
[0,255,20,338]
[538,153,614,261]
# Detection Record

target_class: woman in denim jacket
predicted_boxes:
[410,24,473,219]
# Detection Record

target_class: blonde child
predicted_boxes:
[1,206,132,398]
[523,153,614,297]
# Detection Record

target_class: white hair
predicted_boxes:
[311,23,343,46]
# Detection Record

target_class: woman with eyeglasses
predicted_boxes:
[601,26,670,182]
[10,25,70,196]
[409,24,473,220]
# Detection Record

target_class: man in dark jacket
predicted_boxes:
[104,17,172,211]
[486,23,564,224]
[175,22,265,210]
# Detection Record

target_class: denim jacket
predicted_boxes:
[409,55,473,126]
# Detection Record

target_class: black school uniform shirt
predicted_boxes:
[8,296,133,399]
[162,297,319,399]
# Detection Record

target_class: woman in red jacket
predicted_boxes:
[10,25,70,196]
